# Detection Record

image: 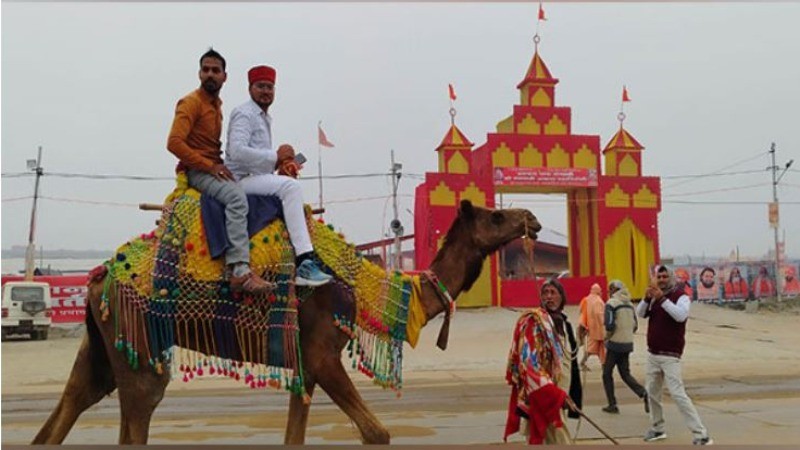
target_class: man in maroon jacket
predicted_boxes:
[636,265,713,446]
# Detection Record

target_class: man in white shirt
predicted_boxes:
[225,65,332,287]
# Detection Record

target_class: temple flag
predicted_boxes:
[318,124,335,148]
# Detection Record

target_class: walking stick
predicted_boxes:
[565,397,620,445]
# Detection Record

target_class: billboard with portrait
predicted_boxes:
[720,265,749,301]
[694,266,720,301]
[748,264,776,299]
[780,263,800,298]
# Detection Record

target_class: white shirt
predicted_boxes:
[225,99,277,180]
[636,291,690,323]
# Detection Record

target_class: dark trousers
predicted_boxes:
[603,348,646,406]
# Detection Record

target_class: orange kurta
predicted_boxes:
[166,88,224,172]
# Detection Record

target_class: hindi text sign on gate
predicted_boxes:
[493,167,598,188]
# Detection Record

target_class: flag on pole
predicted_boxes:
[448,83,457,101]
[538,2,547,21]
[318,124,335,148]
[622,85,631,102]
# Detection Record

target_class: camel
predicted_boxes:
[32,199,541,445]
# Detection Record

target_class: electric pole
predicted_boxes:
[769,142,794,302]
[389,150,403,271]
[25,146,44,281]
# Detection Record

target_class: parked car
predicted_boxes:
[1,281,52,340]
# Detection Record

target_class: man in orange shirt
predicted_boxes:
[166,48,270,294]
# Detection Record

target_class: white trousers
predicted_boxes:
[238,174,313,257]
[645,353,708,440]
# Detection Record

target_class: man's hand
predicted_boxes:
[645,281,664,306]
[277,144,295,166]
[209,163,235,182]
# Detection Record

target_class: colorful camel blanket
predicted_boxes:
[504,308,567,445]
[102,174,423,394]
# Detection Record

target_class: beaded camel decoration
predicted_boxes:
[33,197,541,445]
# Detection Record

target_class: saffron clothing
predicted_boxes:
[167,89,224,172]
[783,277,800,296]
[579,284,606,363]
[752,276,775,298]
[724,279,749,299]
[225,99,314,257]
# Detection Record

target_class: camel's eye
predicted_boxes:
[491,211,505,225]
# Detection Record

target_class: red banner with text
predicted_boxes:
[493,167,598,188]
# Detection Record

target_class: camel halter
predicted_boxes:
[421,270,454,351]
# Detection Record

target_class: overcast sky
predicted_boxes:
[2,2,799,261]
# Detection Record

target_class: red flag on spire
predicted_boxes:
[538,2,547,21]
[448,83,457,101]
[318,124,335,148]
[622,86,631,102]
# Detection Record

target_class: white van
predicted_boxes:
[1,281,52,340]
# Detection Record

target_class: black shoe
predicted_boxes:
[602,405,620,414]
[642,393,650,414]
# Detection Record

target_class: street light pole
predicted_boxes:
[389,150,403,271]
[769,142,794,302]
[25,146,44,281]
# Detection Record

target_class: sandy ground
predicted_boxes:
[2,302,800,445]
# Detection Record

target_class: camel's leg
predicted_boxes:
[31,334,117,444]
[316,358,390,444]
[116,367,170,444]
[284,380,316,444]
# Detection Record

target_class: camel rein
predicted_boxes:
[421,270,454,351]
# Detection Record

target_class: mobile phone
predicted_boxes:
[294,152,307,165]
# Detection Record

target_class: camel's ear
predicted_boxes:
[490,210,505,225]
[459,200,475,219]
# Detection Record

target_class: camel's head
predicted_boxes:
[455,200,541,254]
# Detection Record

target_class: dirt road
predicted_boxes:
[3,304,799,445]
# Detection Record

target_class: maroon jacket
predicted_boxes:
[644,288,687,358]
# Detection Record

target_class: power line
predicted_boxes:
[666,182,770,198]
[662,151,768,189]
[1,172,34,178]
[660,168,766,180]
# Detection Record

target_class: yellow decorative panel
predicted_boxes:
[605,152,617,176]
[544,114,567,135]
[438,152,447,173]
[520,86,530,107]
[460,183,486,207]
[519,144,543,168]
[605,184,630,208]
[574,145,596,170]
[546,144,569,168]
[492,143,515,167]
[457,257,493,308]
[447,151,469,174]
[531,88,552,107]
[496,115,513,133]
[603,218,655,299]
[619,154,639,177]
[430,181,456,206]
[518,114,541,135]
[633,185,658,209]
